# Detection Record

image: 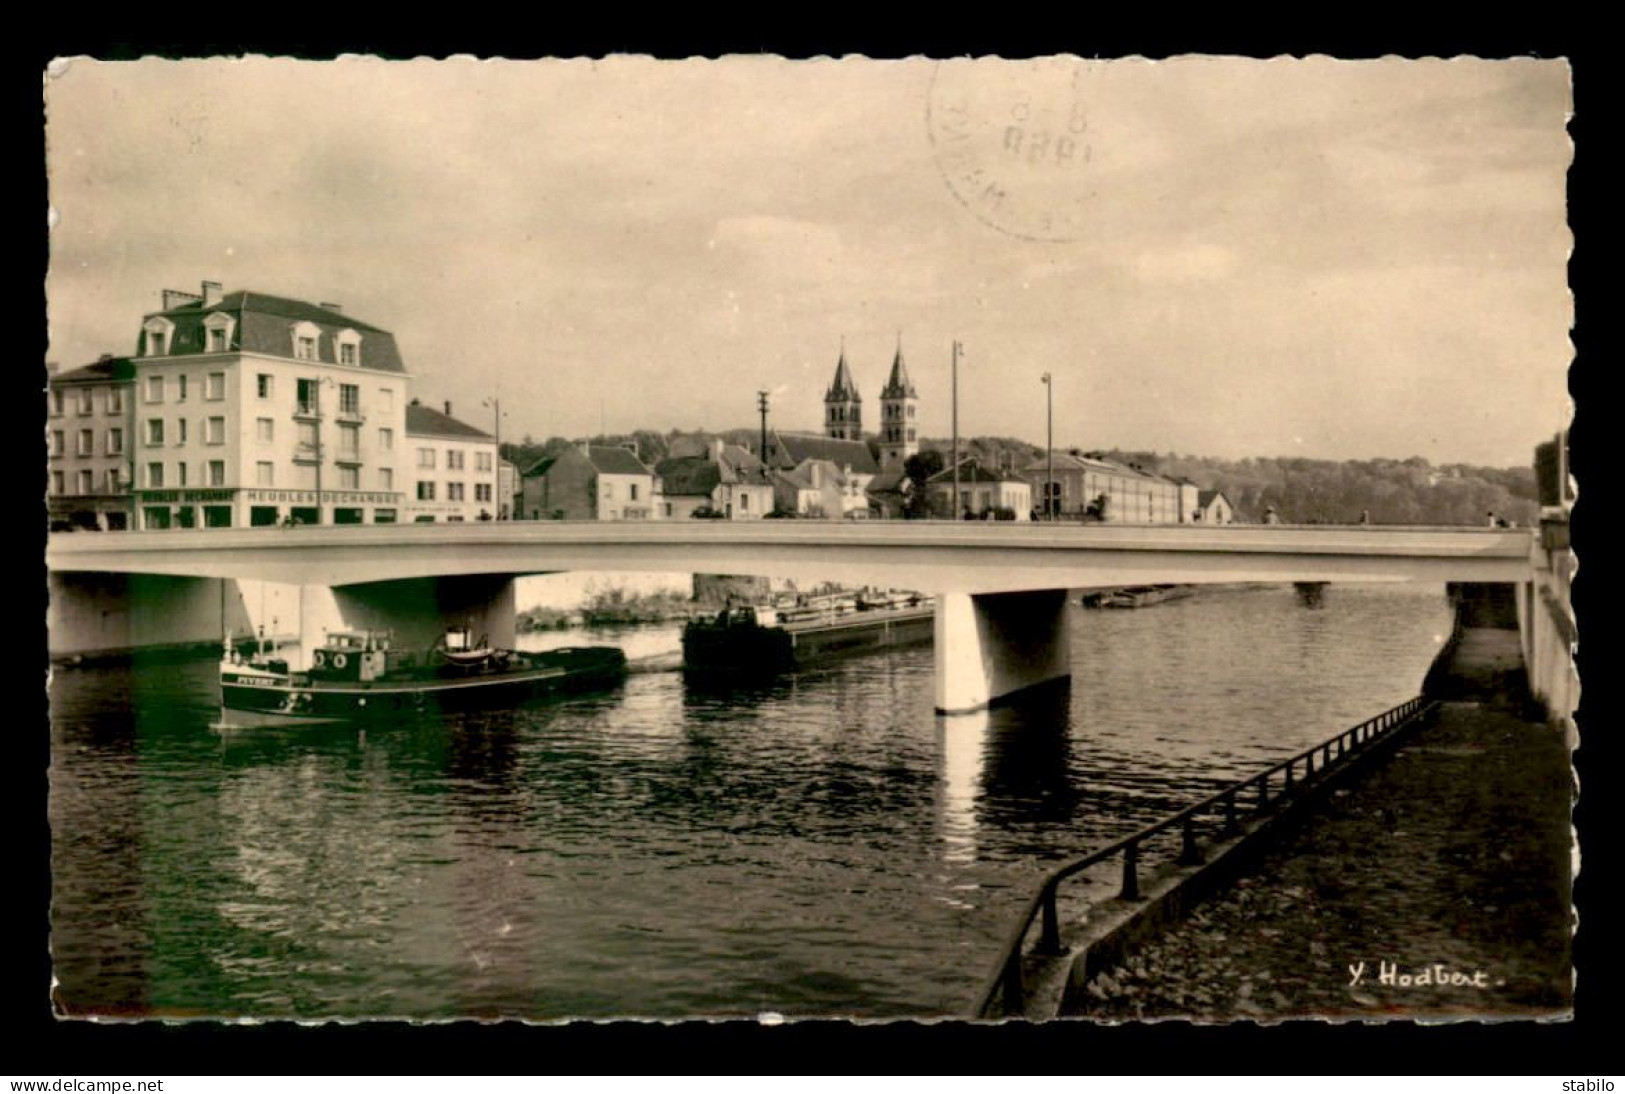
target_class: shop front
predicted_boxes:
[135,488,405,529]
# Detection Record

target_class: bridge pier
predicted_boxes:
[934,589,1071,715]
[285,575,518,672]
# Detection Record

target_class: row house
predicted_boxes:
[928,458,1032,519]
[127,282,410,529]
[46,356,135,530]
[656,436,774,519]
[760,429,878,519]
[1021,451,1197,523]
[518,443,660,521]
[405,400,501,522]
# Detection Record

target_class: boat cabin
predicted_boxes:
[310,630,395,682]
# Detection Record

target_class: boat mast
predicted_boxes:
[952,340,960,519]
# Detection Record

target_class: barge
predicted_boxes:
[682,594,935,675]
[1079,584,1196,609]
[219,626,627,727]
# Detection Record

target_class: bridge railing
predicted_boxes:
[972,695,1437,1019]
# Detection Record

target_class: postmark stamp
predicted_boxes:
[925,56,1097,243]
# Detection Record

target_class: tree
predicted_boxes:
[903,450,946,518]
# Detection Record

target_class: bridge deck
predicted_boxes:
[47,522,1535,592]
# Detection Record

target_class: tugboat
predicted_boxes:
[218,625,626,727]
[682,591,935,676]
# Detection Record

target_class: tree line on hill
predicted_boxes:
[505,430,1539,527]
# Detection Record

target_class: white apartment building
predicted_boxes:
[47,356,135,530]
[130,282,409,529]
[404,400,500,522]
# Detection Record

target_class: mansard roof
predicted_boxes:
[824,350,862,403]
[879,344,917,400]
[140,290,406,373]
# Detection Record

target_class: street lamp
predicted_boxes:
[1041,373,1053,520]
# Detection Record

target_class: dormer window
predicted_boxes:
[291,320,322,361]
[336,329,362,367]
[203,311,236,354]
[143,317,175,357]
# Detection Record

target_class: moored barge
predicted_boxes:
[219,626,626,727]
[682,594,935,675]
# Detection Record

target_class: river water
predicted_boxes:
[48,582,1452,1020]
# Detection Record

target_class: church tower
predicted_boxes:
[878,335,919,469]
[824,342,863,441]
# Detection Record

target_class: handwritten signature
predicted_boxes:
[1348,960,1491,989]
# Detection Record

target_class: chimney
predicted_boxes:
[710,438,725,462]
[201,280,223,306]
[621,440,639,460]
[320,302,344,314]
[161,288,202,311]
[444,401,452,416]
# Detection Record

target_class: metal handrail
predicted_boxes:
[972,694,1437,1019]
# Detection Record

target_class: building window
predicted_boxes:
[143,317,173,357]
[206,417,225,444]
[294,464,317,490]
[256,461,274,486]
[203,311,235,354]
[77,388,94,415]
[176,463,188,487]
[379,427,394,451]
[476,451,493,472]
[77,469,93,495]
[296,378,318,415]
[417,448,435,469]
[448,483,465,502]
[77,429,93,456]
[256,418,274,443]
[297,421,318,455]
[106,427,123,455]
[176,375,188,402]
[147,462,164,488]
[379,468,393,491]
[374,509,396,524]
[51,471,65,495]
[107,388,123,414]
[630,483,640,501]
[339,384,360,415]
[292,321,321,361]
[176,419,187,445]
[257,374,273,399]
[339,466,359,490]
[208,461,225,486]
[336,329,361,366]
[146,419,164,445]
[50,389,64,417]
[447,450,465,471]
[206,372,225,400]
[740,493,750,510]
[50,430,64,457]
[417,482,436,501]
[104,468,121,493]
[475,483,492,502]
[145,376,164,403]
[337,424,359,458]
[603,482,614,499]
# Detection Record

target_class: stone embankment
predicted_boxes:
[1064,621,1574,1022]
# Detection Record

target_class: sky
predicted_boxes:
[44,55,1572,467]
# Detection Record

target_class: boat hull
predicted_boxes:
[219,648,626,727]
[682,605,934,676]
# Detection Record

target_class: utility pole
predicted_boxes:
[952,340,960,520]
[758,389,770,465]
[492,396,502,519]
[312,379,323,525]
[1042,372,1053,520]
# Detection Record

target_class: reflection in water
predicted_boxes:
[936,712,988,867]
[50,583,1453,1019]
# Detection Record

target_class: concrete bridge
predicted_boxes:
[47,521,1563,717]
